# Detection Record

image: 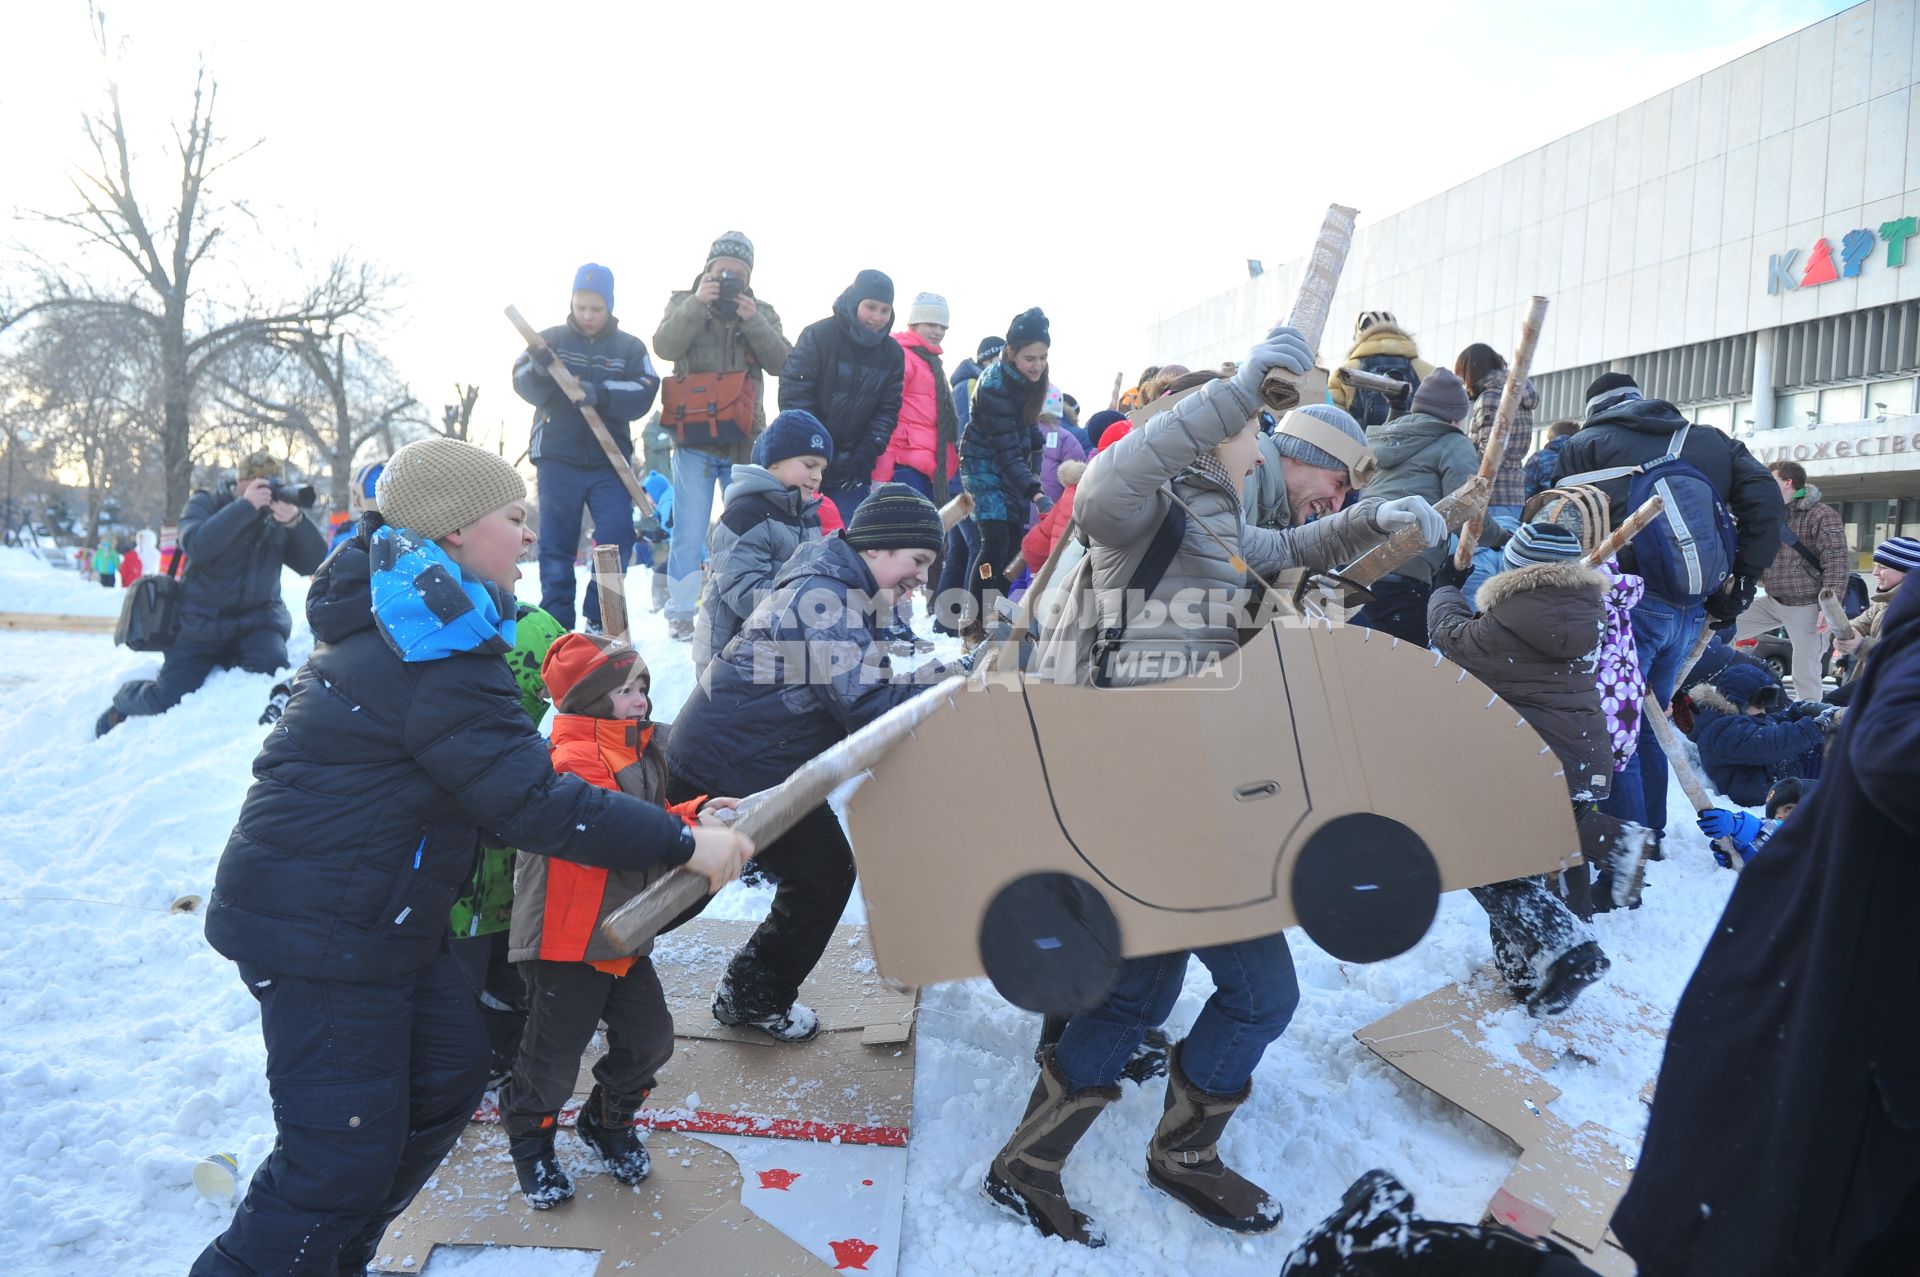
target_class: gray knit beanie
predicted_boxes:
[1410,368,1471,424]
[707,230,755,269]
[377,438,528,542]
[1502,521,1585,571]
[1272,402,1369,472]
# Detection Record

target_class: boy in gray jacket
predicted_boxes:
[693,410,831,672]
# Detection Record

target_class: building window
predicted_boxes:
[1732,400,1755,436]
[1818,385,1865,423]
[1868,378,1916,418]
[1691,403,1734,433]
[1777,390,1818,429]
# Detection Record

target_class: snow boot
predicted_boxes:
[668,618,695,642]
[1145,1043,1283,1234]
[258,681,292,726]
[712,977,819,1043]
[575,1083,651,1185]
[1278,1168,1416,1273]
[505,1113,574,1209]
[94,707,124,738]
[1596,822,1653,912]
[983,1046,1120,1247]
[1527,940,1610,1018]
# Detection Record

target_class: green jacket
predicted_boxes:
[447,602,569,938]
[651,289,793,463]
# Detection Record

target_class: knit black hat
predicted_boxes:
[850,269,894,306]
[1006,307,1050,348]
[844,483,943,553]
[1085,409,1128,449]
[976,336,1006,360]
[1585,371,1638,403]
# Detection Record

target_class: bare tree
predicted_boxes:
[20,9,383,516]
[216,328,422,510]
[12,308,159,543]
[441,383,480,442]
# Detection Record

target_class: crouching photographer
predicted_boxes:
[97,450,327,736]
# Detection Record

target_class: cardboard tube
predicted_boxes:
[1818,589,1856,636]
[1581,495,1664,568]
[1338,476,1489,588]
[1456,296,1550,568]
[601,675,969,952]
[939,491,974,532]
[1260,204,1358,413]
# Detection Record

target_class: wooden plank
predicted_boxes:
[0,612,117,634]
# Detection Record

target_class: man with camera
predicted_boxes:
[652,232,792,642]
[96,450,327,736]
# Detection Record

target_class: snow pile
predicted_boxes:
[0,545,128,617]
[0,557,1744,1275]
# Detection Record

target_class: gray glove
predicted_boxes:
[1372,495,1446,546]
[1231,326,1316,403]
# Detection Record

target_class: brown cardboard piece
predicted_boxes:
[842,617,1583,989]
[372,1127,831,1277]
[375,921,912,1273]
[1354,976,1659,1277]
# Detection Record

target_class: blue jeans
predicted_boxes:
[1054,932,1300,1095]
[666,447,732,622]
[535,458,639,630]
[1621,595,1707,834]
[1461,504,1524,603]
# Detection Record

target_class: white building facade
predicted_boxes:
[1146,0,1920,560]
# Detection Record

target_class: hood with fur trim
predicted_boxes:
[1343,322,1422,363]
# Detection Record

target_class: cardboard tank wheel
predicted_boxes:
[978,872,1124,1016]
[1289,813,1442,963]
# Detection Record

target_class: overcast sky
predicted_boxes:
[4,0,1846,462]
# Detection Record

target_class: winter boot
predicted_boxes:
[712,976,820,1043]
[1032,1018,1170,1084]
[575,1083,651,1185]
[505,1113,575,1209]
[1595,822,1653,912]
[1527,940,1610,1018]
[982,1046,1120,1247]
[668,618,695,643]
[93,707,124,738]
[1278,1168,1416,1273]
[1145,1044,1283,1234]
[258,681,292,726]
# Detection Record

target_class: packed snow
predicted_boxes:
[0,544,1744,1274]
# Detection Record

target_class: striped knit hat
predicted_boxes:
[844,483,943,553]
[1873,535,1920,572]
[1503,521,1585,571]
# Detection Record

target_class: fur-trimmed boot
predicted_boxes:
[575,1084,650,1185]
[1145,1043,1283,1234]
[982,1047,1120,1247]
[505,1113,575,1209]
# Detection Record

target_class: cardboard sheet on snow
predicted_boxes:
[628,919,916,1144]
[1355,975,1663,1277]
[371,1128,831,1276]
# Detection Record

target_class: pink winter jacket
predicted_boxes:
[872,329,958,484]
[1598,561,1647,768]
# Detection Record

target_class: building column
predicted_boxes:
[1751,328,1776,434]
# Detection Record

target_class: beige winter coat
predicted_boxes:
[1034,378,1389,686]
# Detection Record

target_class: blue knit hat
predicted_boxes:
[572,262,615,314]
[1502,521,1585,571]
[1873,535,1920,572]
[753,410,835,467]
[1711,660,1781,711]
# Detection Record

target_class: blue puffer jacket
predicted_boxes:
[668,534,948,794]
[959,359,1046,521]
[176,481,329,646]
[203,516,691,983]
[1688,682,1826,807]
[512,316,661,468]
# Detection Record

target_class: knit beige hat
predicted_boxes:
[376,438,527,541]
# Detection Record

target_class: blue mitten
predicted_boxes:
[1698,808,1763,843]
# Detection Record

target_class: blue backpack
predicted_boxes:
[1558,421,1737,606]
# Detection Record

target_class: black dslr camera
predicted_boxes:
[268,479,317,509]
[712,269,744,317]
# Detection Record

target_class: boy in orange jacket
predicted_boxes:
[501,633,736,1208]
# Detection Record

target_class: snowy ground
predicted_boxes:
[0,545,1745,1275]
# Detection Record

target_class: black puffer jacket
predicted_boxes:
[203,522,691,983]
[1556,390,1783,583]
[778,285,905,486]
[669,534,948,794]
[1428,560,1614,802]
[175,482,328,646]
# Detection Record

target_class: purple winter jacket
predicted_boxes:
[1038,424,1088,506]
[1599,561,1647,768]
